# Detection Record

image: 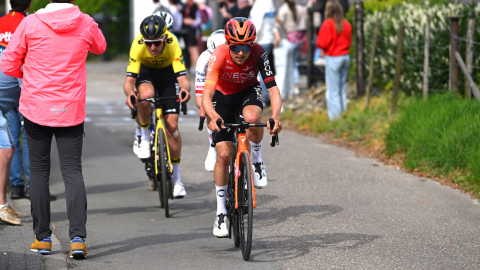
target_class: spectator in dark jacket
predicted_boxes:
[220,0,238,26]
[234,0,252,18]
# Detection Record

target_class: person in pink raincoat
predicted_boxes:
[0,0,106,258]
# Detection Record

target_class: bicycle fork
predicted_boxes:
[234,133,257,210]
[154,108,173,175]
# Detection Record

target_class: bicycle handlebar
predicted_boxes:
[181,91,187,115]
[198,117,206,131]
[130,94,188,118]
[130,95,137,119]
[210,118,279,148]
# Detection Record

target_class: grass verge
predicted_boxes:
[282,92,480,198]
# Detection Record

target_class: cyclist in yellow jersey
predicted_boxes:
[124,15,191,198]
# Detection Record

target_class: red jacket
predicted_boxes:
[316,19,351,56]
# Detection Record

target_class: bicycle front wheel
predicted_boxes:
[158,131,169,217]
[238,152,253,261]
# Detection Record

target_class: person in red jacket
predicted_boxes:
[316,0,351,121]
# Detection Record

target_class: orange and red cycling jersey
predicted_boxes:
[0,11,26,55]
[204,43,277,95]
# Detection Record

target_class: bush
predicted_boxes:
[385,92,480,193]
[361,1,480,96]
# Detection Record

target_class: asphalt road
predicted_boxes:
[26,61,480,269]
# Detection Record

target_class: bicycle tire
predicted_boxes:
[230,144,240,247]
[158,131,169,217]
[233,212,240,247]
[147,159,157,191]
[239,152,253,261]
[156,136,164,208]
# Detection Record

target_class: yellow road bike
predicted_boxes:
[130,93,186,217]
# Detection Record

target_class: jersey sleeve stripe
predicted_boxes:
[263,77,275,83]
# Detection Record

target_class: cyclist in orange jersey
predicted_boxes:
[202,17,282,238]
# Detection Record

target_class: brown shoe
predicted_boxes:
[7,205,23,218]
[0,206,21,225]
[70,237,87,259]
[31,237,52,254]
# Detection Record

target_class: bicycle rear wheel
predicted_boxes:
[158,131,169,217]
[238,152,253,261]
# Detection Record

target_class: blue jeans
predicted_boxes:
[0,111,13,149]
[325,54,350,121]
[258,43,273,103]
[6,106,29,187]
[289,42,303,85]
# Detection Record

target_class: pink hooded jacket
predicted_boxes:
[0,5,106,127]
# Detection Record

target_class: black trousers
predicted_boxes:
[24,118,86,240]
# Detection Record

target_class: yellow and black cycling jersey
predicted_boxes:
[127,31,187,78]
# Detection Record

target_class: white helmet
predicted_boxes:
[207,30,226,53]
[154,11,174,31]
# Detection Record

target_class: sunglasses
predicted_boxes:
[143,36,166,47]
[230,43,252,53]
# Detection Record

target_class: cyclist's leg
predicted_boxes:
[212,90,237,237]
[156,66,184,196]
[135,65,156,158]
[241,84,267,188]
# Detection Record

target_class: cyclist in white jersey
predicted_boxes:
[195,30,225,172]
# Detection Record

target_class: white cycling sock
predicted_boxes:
[250,140,263,164]
[141,127,149,142]
[172,164,181,184]
[216,185,228,215]
[207,128,215,151]
[135,122,141,137]
[0,203,8,209]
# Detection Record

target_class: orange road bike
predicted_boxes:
[200,116,279,261]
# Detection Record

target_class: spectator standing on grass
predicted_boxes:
[315,0,351,121]
[220,0,238,26]
[0,0,32,227]
[278,0,307,96]
[1,0,106,257]
[250,0,276,105]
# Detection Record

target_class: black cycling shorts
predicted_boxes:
[212,82,264,143]
[136,64,180,115]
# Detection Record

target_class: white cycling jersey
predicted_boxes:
[195,50,212,96]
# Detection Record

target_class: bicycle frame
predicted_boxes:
[234,130,256,210]
[153,107,173,175]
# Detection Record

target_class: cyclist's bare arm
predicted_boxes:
[177,75,191,103]
[266,85,282,135]
[124,76,137,109]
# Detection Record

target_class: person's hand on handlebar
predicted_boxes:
[208,116,224,132]
[126,94,137,109]
[198,107,206,118]
[267,117,282,136]
[179,89,191,103]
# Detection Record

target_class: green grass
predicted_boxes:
[282,93,409,146]
[385,92,480,195]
